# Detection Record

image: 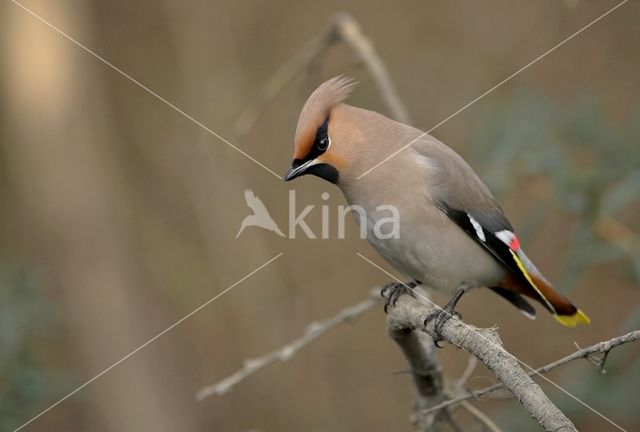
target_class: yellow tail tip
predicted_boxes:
[553,309,591,327]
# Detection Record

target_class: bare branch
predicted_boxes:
[451,356,504,431]
[232,28,334,137]
[387,299,450,431]
[460,401,504,432]
[196,289,381,401]
[332,13,411,124]
[387,293,578,432]
[455,355,478,393]
[423,329,640,417]
[233,12,409,138]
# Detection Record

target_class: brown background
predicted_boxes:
[1,0,639,431]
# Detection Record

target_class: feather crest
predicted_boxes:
[294,76,357,159]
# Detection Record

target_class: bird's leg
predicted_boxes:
[423,286,467,347]
[381,280,420,313]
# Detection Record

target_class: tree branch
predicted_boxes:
[387,298,451,431]
[195,288,381,401]
[197,283,638,431]
[386,293,578,432]
[423,329,640,416]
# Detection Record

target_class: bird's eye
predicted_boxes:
[317,136,330,151]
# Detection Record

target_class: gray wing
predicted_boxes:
[410,136,501,212]
[411,136,523,271]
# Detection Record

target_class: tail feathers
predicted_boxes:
[503,250,591,327]
[523,272,591,327]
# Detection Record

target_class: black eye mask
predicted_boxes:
[305,114,330,161]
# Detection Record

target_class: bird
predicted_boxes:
[236,189,285,238]
[283,76,589,341]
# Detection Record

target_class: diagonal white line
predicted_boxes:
[9,0,282,179]
[357,0,629,179]
[12,252,283,432]
[357,252,628,431]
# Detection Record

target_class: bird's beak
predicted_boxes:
[283,159,314,181]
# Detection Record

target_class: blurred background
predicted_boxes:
[1,0,639,431]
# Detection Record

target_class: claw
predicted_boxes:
[422,286,467,347]
[424,309,458,346]
[381,281,419,313]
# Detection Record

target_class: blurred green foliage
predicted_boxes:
[470,90,640,431]
[0,264,74,430]
[472,89,640,289]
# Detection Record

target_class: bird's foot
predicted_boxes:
[423,287,466,347]
[381,281,419,313]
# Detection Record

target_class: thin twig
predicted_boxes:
[451,356,504,431]
[232,28,334,137]
[460,400,504,432]
[422,330,640,416]
[455,355,478,393]
[196,288,381,401]
[233,12,409,137]
[332,13,411,123]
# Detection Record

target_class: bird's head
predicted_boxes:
[283,76,358,184]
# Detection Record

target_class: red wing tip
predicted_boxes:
[509,236,521,251]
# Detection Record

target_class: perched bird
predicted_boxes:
[236,189,285,238]
[284,76,589,339]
